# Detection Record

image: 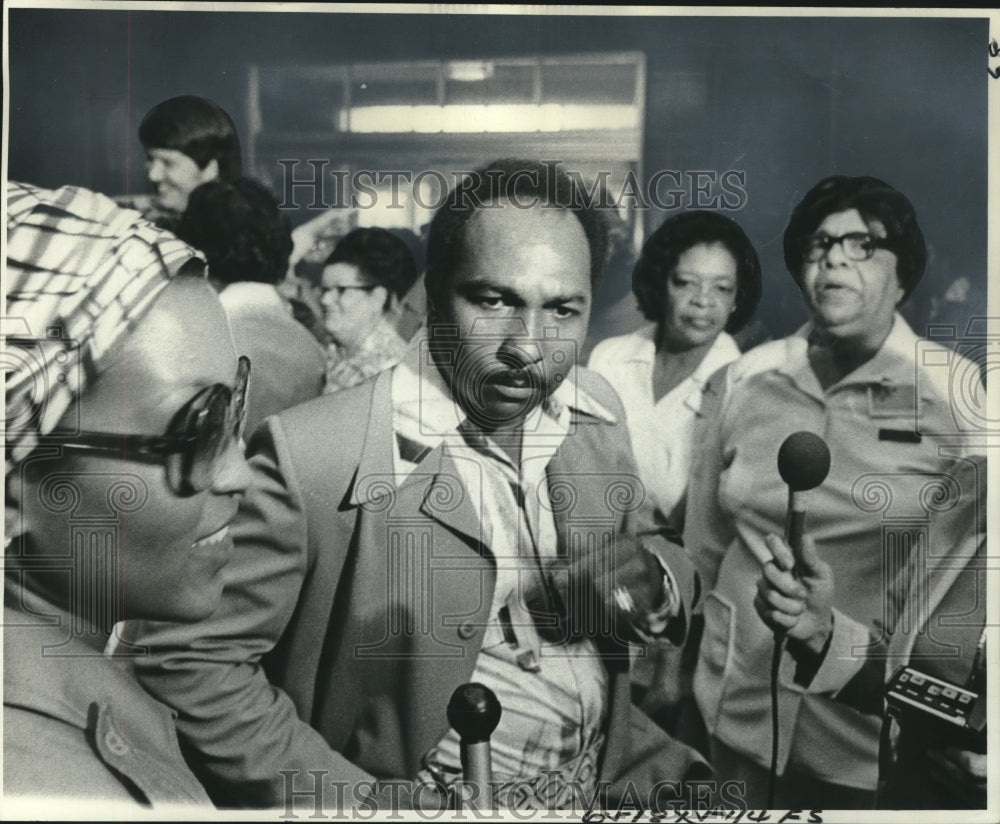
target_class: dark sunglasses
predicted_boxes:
[54,356,250,497]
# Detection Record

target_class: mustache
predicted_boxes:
[487,366,540,385]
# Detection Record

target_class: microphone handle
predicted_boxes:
[459,740,493,811]
[785,489,807,579]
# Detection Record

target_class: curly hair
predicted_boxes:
[139,96,242,181]
[324,227,419,310]
[175,179,292,286]
[424,159,610,310]
[782,175,926,303]
[632,211,762,334]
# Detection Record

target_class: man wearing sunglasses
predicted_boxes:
[134,160,708,812]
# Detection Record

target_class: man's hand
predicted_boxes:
[528,535,667,642]
[287,209,344,272]
[594,534,667,614]
[753,534,834,656]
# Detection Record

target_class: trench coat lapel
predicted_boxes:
[417,443,486,549]
[347,370,485,551]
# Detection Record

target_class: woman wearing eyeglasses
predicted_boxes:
[319,227,420,393]
[3,181,252,811]
[683,176,984,808]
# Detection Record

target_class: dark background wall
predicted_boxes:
[7,9,989,341]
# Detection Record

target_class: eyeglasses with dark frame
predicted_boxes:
[801,232,891,263]
[52,356,250,497]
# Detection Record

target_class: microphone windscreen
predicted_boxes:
[777,431,831,492]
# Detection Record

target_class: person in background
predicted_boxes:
[589,211,762,526]
[3,181,251,810]
[286,217,426,348]
[175,178,326,435]
[320,227,419,392]
[753,453,987,809]
[282,208,348,347]
[136,95,242,230]
[684,175,984,808]
[588,211,762,737]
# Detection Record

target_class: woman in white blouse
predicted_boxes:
[589,211,762,525]
[589,211,762,729]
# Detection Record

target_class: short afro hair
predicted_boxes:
[782,175,926,303]
[632,210,762,334]
[424,159,610,310]
[176,178,292,286]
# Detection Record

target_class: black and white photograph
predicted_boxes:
[2,3,997,821]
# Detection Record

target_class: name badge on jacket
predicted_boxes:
[868,382,923,443]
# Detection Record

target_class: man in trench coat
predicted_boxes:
[135,159,708,812]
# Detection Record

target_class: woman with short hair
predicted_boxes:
[589,210,762,523]
[685,176,983,808]
[320,227,420,392]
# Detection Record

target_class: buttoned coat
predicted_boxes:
[4,602,212,809]
[135,365,707,809]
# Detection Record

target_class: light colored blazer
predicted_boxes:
[685,318,984,790]
[134,365,707,809]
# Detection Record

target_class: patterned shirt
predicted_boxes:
[390,333,681,808]
[324,319,408,393]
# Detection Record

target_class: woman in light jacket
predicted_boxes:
[4,182,251,813]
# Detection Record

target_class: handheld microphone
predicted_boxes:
[776,431,831,579]
[768,431,831,807]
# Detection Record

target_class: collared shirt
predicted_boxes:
[390,334,679,803]
[589,326,741,518]
[324,317,408,394]
[685,313,984,789]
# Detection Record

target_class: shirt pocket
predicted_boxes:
[694,590,735,734]
[865,384,932,444]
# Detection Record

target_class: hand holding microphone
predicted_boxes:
[754,533,835,655]
[753,432,835,653]
[762,432,833,807]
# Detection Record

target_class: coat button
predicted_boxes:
[457,620,477,640]
[104,729,130,757]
